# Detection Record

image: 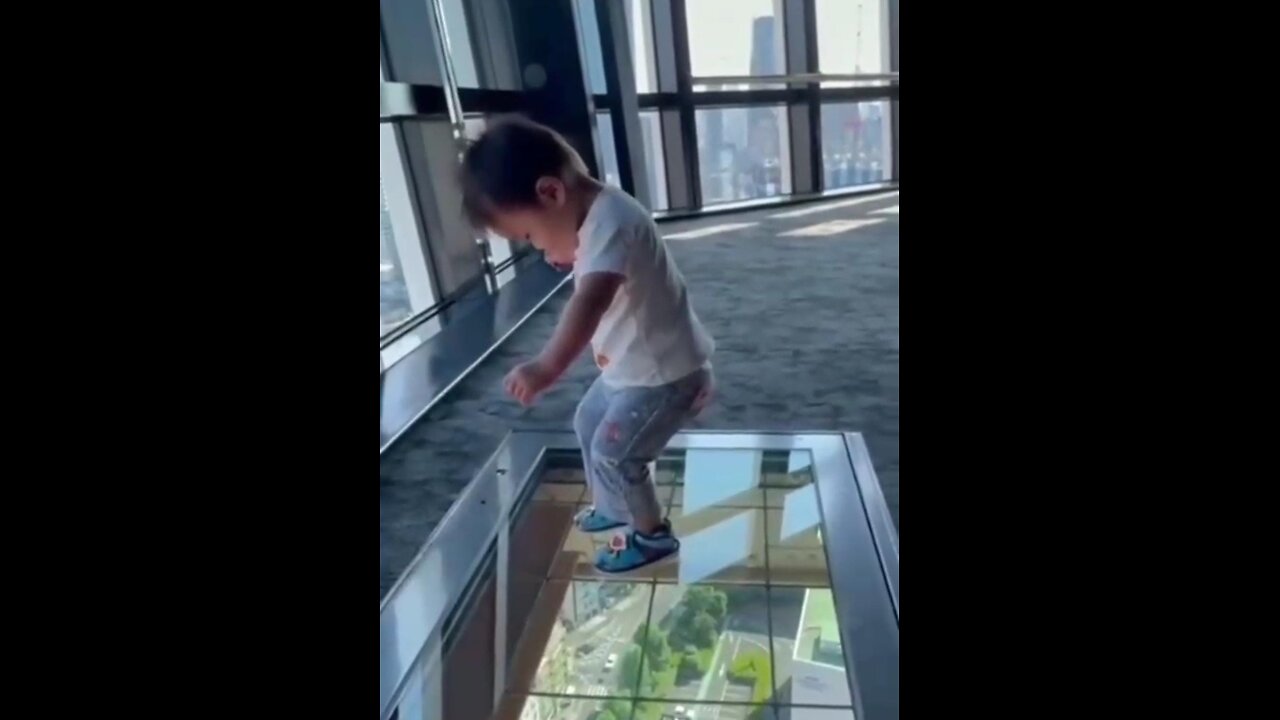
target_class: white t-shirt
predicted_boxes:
[574,185,714,387]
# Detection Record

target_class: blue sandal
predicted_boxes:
[575,507,627,533]
[594,524,680,574]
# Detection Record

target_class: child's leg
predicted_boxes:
[589,367,711,556]
[573,377,628,531]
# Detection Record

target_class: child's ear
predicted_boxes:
[535,177,566,207]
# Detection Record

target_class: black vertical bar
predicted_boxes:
[595,0,636,195]
[650,0,677,93]
[802,0,823,193]
[891,99,899,183]
[780,0,809,195]
[668,0,703,209]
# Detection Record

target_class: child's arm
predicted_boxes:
[504,272,623,405]
[540,272,623,375]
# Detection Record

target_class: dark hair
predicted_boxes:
[459,116,587,229]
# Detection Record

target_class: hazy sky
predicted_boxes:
[816,0,887,75]
[685,0,781,76]
[680,0,887,77]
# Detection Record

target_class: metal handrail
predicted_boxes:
[379,281,469,352]
[379,245,538,352]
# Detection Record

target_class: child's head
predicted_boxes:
[460,117,592,264]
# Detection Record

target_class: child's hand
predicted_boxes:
[504,358,557,406]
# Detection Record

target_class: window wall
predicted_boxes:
[596,110,671,211]
[696,105,791,204]
[379,124,436,337]
[585,0,897,210]
[576,0,670,211]
[820,101,892,188]
[574,0,660,94]
[379,176,409,335]
[380,0,896,357]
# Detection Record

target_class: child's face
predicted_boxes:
[489,178,579,265]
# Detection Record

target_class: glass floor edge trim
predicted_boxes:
[379,431,899,720]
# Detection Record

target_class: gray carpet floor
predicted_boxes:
[379,192,899,600]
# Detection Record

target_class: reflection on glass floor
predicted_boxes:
[499,449,856,720]
[544,449,827,586]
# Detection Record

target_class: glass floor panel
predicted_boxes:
[380,432,897,720]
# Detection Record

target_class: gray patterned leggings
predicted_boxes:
[573,367,713,532]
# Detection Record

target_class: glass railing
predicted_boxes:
[380,432,898,720]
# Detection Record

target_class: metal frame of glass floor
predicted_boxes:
[380,431,899,720]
